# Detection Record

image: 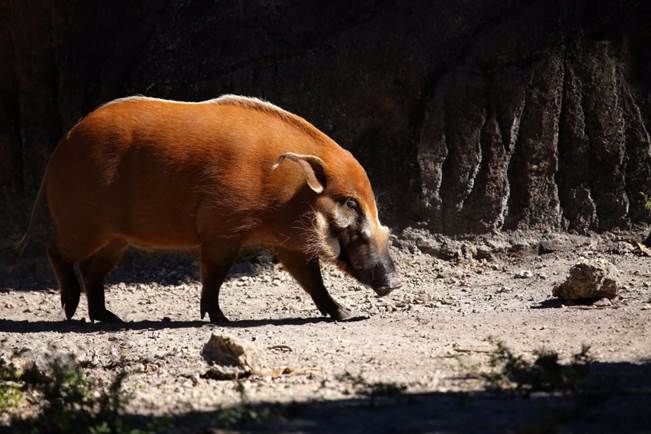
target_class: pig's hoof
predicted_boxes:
[208,310,230,324]
[330,307,354,321]
[62,298,80,320]
[90,309,124,323]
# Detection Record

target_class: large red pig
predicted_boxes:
[11,95,401,322]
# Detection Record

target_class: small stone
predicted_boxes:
[553,258,619,302]
[475,246,494,260]
[538,239,562,254]
[201,333,261,380]
[641,304,651,311]
[514,270,533,279]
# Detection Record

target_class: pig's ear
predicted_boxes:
[272,152,326,194]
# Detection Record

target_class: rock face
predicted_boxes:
[1,0,650,250]
[553,259,619,301]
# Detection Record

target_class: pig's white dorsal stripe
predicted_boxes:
[99,94,328,143]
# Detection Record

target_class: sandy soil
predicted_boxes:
[1,229,650,432]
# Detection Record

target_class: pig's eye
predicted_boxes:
[343,197,359,211]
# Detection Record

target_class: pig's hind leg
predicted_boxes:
[47,241,82,320]
[79,239,127,323]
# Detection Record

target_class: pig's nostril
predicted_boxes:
[371,269,401,296]
[384,273,402,290]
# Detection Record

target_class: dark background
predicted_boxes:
[1,0,650,249]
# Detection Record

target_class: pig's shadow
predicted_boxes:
[0,315,367,334]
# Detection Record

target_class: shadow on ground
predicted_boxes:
[41,363,651,434]
[0,316,337,333]
[531,298,602,309]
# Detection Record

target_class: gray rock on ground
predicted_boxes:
[201,333,262,380]
[553,258,619,301]
[200,333,313,381]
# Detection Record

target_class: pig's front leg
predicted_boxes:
[200,243,239,323]
[277,250,352,321]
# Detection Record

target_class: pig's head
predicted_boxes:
[273,152,401,296]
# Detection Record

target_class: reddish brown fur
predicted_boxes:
[34,95,390,322]
[49,96,379,255]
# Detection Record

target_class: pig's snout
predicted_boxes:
[337,235,401,297]
[370,258,401,297]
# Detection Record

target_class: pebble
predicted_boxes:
[514,270,533,278]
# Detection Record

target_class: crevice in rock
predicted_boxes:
[457,109,487,215]
[415,80,448,227]
[457,108,500,233]
[437,86,454,233]
[620,71,651,221]
[504,69,535,229]
[505,49,564,230]
[580,42,629,230]
[556,55,597,233]
[495,74,527,231]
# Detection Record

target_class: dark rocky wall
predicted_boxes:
[1,0,650,247]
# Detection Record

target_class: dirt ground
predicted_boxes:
[1,228,650,433]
